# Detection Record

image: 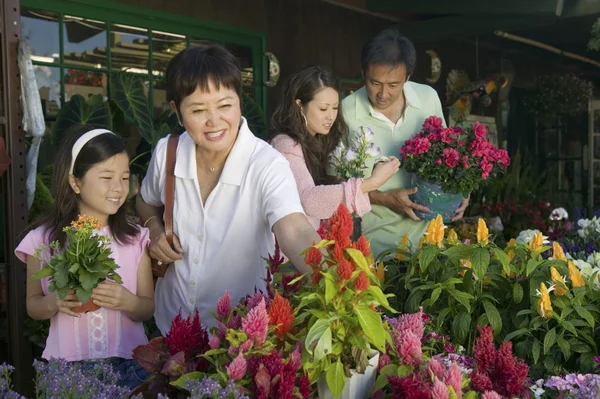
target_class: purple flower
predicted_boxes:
[185,375,250,398]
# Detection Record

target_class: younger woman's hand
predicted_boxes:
[91,281,137,313]
[55,291,83,318]
[363,157,401,192]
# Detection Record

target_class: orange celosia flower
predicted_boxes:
[353,235,371,257]
[268,292,295,338]
[327,204,353,249]
[424,215,446,248]
[305,246,322,268]
[568,261,585,288]
[396,234,410,261]
[537,282,553,318]
[550,267,567,296]
[552,242,566,261]
[354,271,369,292]
[337,258,353,281]
[447,229,459,246]
[459,259,472,277]
[370,262,385,283]
[505,238,517,262]
[529,233,544,253]
[477,218,489,245]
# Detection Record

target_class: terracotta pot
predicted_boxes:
[73,299,100,313]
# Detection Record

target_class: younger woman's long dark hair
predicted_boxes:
[270,66,348,184]
[32,124,139,247]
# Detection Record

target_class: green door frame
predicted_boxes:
[21,0,268,112]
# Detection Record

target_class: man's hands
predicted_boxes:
[369,187,430,221]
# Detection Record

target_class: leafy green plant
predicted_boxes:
[29,215,122,304]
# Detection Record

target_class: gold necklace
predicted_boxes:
[199,154,216,172]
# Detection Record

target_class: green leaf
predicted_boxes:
[373,364,397,392]
[345,248,370,272]
[544,355,555,371]
[53,94,112,143]
[170,371,205,390]
[29,266,54,281]
[366,285,395,312]
[241,90,268,140]
[110,72,153,144]
[447,289,473,312]
[544,328,557,355]
[305,319,330,355]
[355,304,385,351]
[75,286,92,304]
[526,259,541,277]
[418,245,439,272]
[532,340,541,364]
[428,287,442,306]
[472,247,490,280]
[325,277,335,305]
[504,328,529,341]
[53,263,69,289]
[561,321,578,336]
[482,301,502,334]
[557,336,571,360]
[442,245,475,261]
[314,327,332,362]
[397,365,413,377]
[452,312,471,344]
[573,305,595,329]
[513,282,524,304]
[326,360,346,399]
[491,247,511,275]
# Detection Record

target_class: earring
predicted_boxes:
[301,112,308,127]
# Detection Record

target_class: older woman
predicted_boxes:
[136,45,320,334]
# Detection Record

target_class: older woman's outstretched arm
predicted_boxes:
[273,213,323,275]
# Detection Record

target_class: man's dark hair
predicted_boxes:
[165,44,242,117]
[361,27,416,77]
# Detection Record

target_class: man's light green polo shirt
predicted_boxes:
[341,82,446,257]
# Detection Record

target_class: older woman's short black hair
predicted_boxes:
[361,27,416,77]
[166,44,242,115]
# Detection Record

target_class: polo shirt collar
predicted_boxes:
[174,117,256,186]
[354,81,422,121]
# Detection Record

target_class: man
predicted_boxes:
[342,27,469,256]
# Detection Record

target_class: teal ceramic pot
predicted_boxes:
[410,175,464,223]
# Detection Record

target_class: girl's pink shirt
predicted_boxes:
[15,225,150,361]
[271,134,371,230]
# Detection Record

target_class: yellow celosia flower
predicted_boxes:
[459,259,472,277]
[396,234,410,261]
[552,242,566,261]
[550,267,567,296]
[424,214,446,248]
[477,218,489,245]
[447,229,459,246]
[529,232,544,253]
[370,262,385,283]
[505,238,517,262]
[418,237,424,250]
[568,261,585,288]
[537,282,553,318]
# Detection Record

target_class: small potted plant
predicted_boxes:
[30,215,122,313]
[296,203,395,399]
[400,116,510,222]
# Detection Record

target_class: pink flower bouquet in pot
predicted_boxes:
[400,116,510,222]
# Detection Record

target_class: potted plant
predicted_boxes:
[30,215,122,313]
[400,116,510,222]
[296,203,395,399]
[329,126,383,240]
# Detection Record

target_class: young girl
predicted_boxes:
[15,125,155,390]
[270,65,400,230]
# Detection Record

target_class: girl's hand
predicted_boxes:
[362,157,401,192]
[91,281,137,313]
[56,291,83,318]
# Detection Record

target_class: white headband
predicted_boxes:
[69,129,115,174]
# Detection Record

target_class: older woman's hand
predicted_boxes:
[148,224,183,264]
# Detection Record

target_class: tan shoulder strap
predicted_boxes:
[164,134,179,246]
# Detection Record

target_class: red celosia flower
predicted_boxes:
[353,235,371,256]
[336,258,353,281]
[389,375,430,399]
[331,243,345,263]
[305,246,322,268]
[311,270,322,285]
[470,369,494,392]
[298,374,311,398]
[473,326,496,372]
[242,298,269,345]
[268,239,285,274]
[327,203,353,249]
[268,292,295,338]
[165,309,209,357]
[317,220,327,239]
[354,271,369,291]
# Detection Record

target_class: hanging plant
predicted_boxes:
[523,73,593,118]
[588,17,600,51]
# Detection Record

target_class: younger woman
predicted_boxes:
[16,125,154,390]
[270,65,400,230]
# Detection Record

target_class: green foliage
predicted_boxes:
[30,216,122,304]
[52,94,112,144]
[589,17,600,51]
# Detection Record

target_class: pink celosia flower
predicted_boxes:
[216,290,231,320]
[227,353,247,381]
[392,309,426,339]
[396,331,422,366]
[444,362,462,399]
[239,340,253,354]
[481,391,502,399]
[227,312,242,329]
[378,353,392,371]
[242,298,269,345]
[432,377,450,399]
[427,356,446,380]
[208,334,220,350]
